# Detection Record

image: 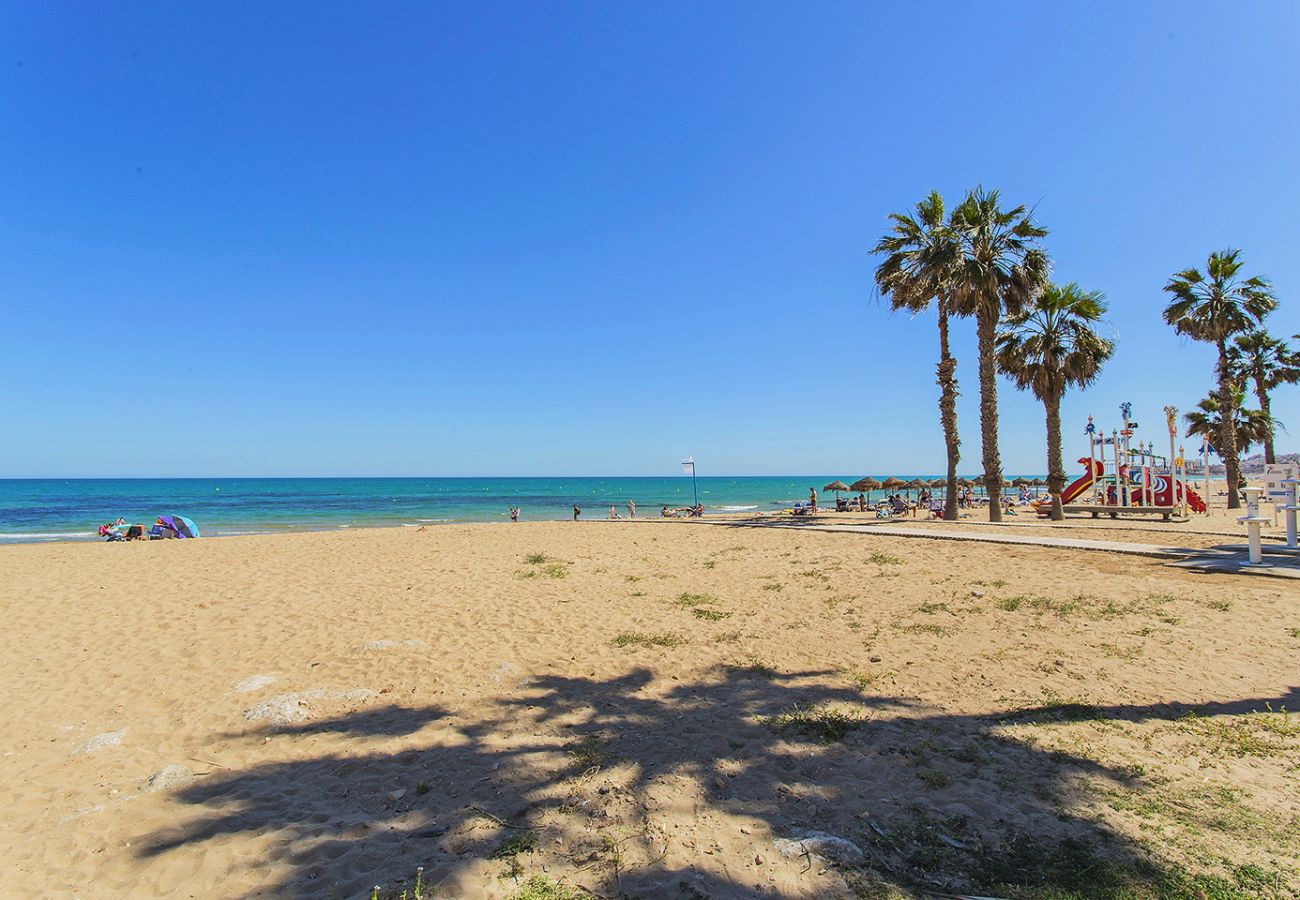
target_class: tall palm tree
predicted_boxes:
[873,192,963,520]
[1162,250,1277,508]
[1228,329,1300,464]
[1184,392,1271,459]
[996,283,1114,521]
[949,187,1048,521]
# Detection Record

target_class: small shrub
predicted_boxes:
[868,551,904,566]
[491,830,539,859]
[760,704,862,743]
[693,608,732,621]
[542,563,569,579]
[565,736,606,769]
[524,553,549,565]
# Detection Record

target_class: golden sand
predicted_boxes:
[1,521,1296,897]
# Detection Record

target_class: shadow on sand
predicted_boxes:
[137,670,1297,898]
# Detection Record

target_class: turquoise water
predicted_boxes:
[0,476,1040,543]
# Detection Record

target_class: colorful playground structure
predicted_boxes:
[1033,404,1206,518]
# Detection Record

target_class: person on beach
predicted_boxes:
[609,505,620,519]
[857,492,866,511]
[661,505,671,517]
[696,502,704,518]
[628,500,636,518]
[510,506,519,522]
[809,488,817,513]
[573,504,581,521]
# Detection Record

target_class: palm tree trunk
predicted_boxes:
[1217,339,1241,509]
[1044,389,1065,521]
[975,305,1004,522]
[1255,376,1275,465]
[936,302,961,521]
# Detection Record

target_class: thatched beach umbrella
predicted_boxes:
[1012,477,1032,487]
[905,478,927,499]
[928,477,949,492]
[956,477,974,488]
[1032,476,1046,496]
[823,480,851,499]
[849,477,880,494]
[881,477,906,491]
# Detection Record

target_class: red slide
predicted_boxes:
[1034,457,1207,514]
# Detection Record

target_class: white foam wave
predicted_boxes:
[717,505,758,511]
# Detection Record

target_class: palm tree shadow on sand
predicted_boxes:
[135,673,1298,898]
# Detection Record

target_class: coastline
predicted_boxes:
[1,520,1295,897]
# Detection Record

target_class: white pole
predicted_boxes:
[1203,443,1211,514]
[1112,430,1122,507]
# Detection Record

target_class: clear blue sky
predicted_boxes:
[3,2,1298,477]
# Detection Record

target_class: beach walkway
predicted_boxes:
[712,520,1300,578]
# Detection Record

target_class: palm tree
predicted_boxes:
[1162,250,1277,508]
[949,187,1048,521]
[1184,392,1272,459]
[996,283,1114,521]
[1228,330,1300,464]
[873,192,963,520]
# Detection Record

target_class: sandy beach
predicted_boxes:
[1,520,1297,898]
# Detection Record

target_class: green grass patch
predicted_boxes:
[672,592,718,608]
[898,622,950,637]
[762,582,784,592]
[868,551,904,566]
[509,876,591,900]
[760,703,862,743]
[524,553,549,565]
[1169,706,1299,758]
[611,631,682,648]
[564,736,606,769]
[491,830,539,859]
[692,608,732,621]
[541,562,568,578]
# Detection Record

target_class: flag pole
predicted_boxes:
[682,457,698,509]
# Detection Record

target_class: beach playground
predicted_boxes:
[2,519,1296,898]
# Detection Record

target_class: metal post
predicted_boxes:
[681,458,698,511]
[1239,487,1269,566]
[1178,445,1188,517]
[1112,430,1122,507]
[1086,416,1096,500]
[1204,444,1211,514]
[1280,478,1299,550]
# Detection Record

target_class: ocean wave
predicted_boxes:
[716,505,758,511]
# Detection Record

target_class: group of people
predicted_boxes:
[509,499,704,522]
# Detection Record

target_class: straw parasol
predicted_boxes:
[849,477,880,494]
[956,477,974,488]
[1011,477,1032,487]
[1032,476,1046,496]
[881,476,906,491]
[823,480,851,498]
[905,477,927,499]
[928,477,949,490]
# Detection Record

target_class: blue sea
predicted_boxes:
[0,476,1036,544]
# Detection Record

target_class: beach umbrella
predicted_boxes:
[1012,477,1032,487]
[905,478,926,499]
[1032,476,1046,496]
[928,477,949,492]
[881,477,905,491]
[823,480,851,498]
[849,477,880,494]
[956,477,974,488]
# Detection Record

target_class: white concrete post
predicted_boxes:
[1239,487,1270,566]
